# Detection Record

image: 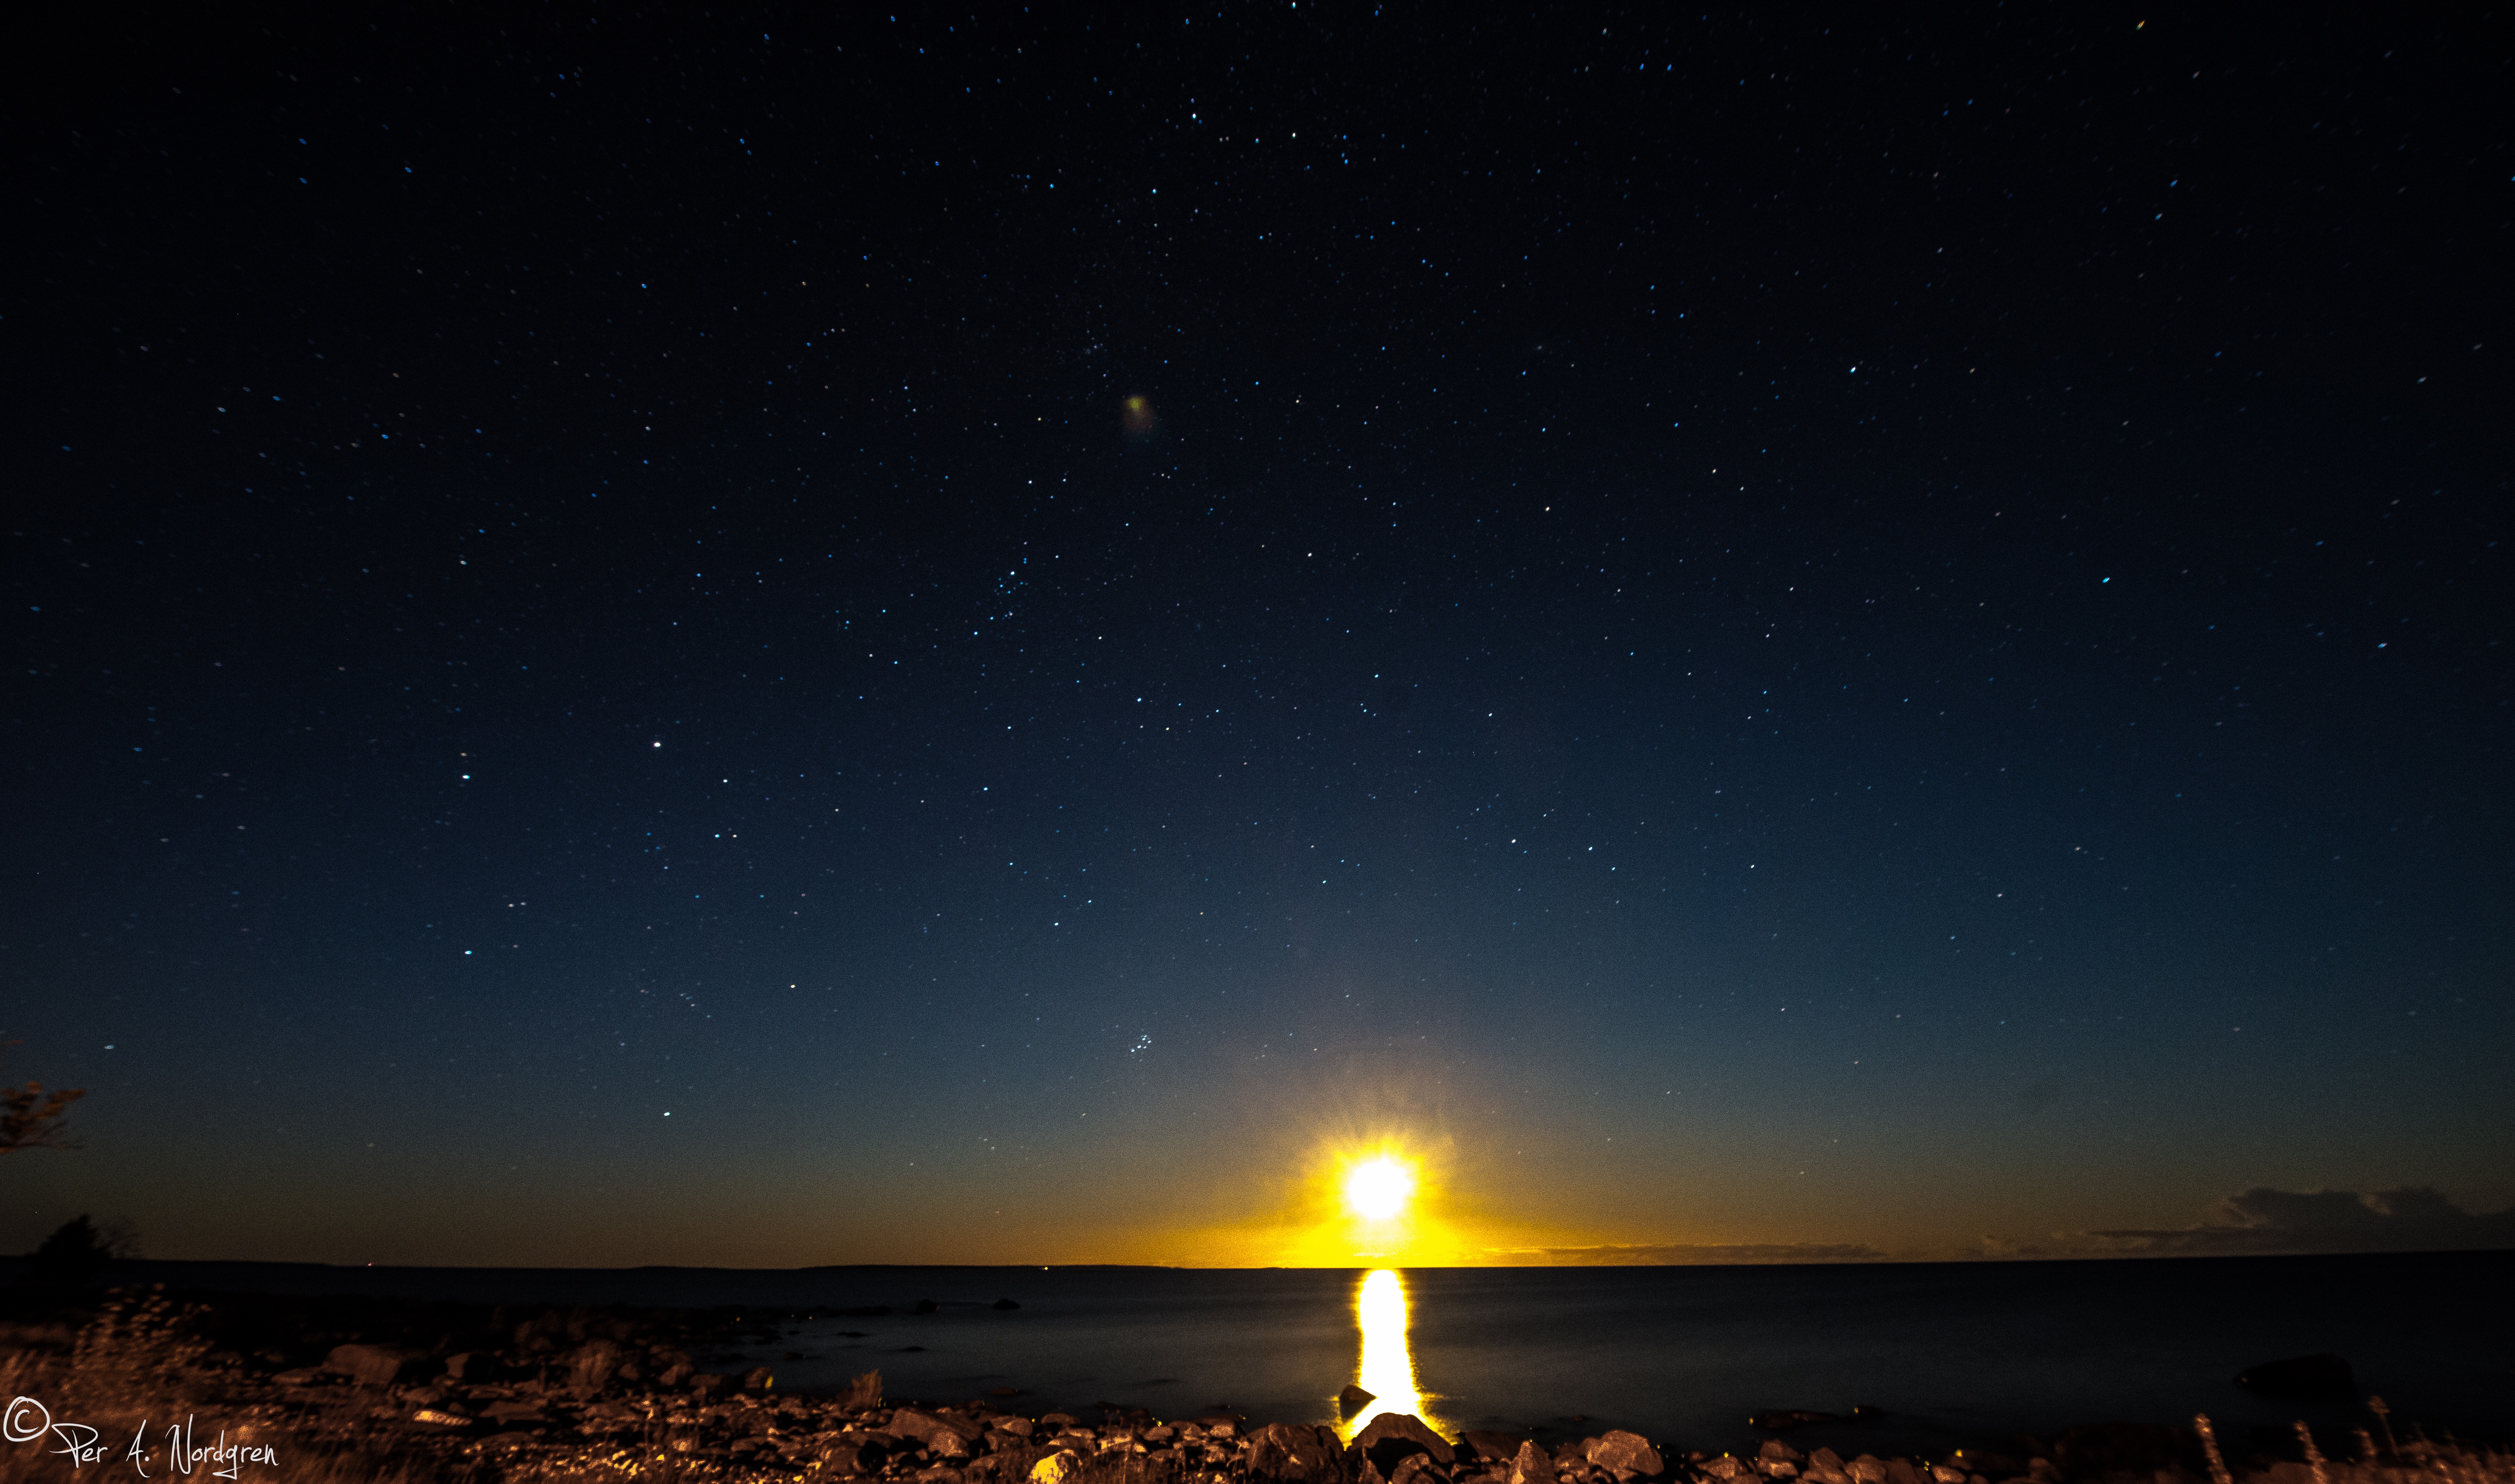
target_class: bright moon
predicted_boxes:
[1343,1156,1415,1220]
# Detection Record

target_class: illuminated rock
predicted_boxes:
[1463,1432,1533,1463]
[1249,1421,1348,1482]
[1353,1412,1454,1467]
[1585,1431,1665,1478]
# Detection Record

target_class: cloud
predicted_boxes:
[2079,1186,2515,1256]
[1488,1242,1889,1266]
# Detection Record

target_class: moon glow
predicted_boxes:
[1343,1155,1416,1221]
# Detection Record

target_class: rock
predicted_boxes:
[1847,1459,1887,1484]
[1249,1421,1349,1482]
[1030,1457,1080,1484]
[1341,1383,1380,1417]
[843,1369,884,1408]
[889,1409,988,1453]
[823,1440,889,1477]
[1931,1468,1965,1484]
[1354,1412,1456,1472]
[1510,1440,1559,1484]
[741,1365,774,1391]
[1805,1448,1853,1484]
[1464,1433,1533,1463]
[2234,1355,2356,1403]
[1884,1460,1925,1484]
[1701,1459,1748,1481]
[323,1343,425,1388]
[412,1408,472,1427]
[1761,1444,1806,1464]
[965,1451,1051,1484]
[994,1298,1023,1310]
[1586,1432,1665,1477]
[1393,1455,1450,1484]
[563,1338,627,1392]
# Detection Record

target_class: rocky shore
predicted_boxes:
[0,1286,2501,1484]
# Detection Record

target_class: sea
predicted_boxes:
[34,1251,2514,1459]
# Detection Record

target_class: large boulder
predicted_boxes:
[1509,1441,1559,1484]
[322,1344,425,1388]
[1586,1432,1665,1478]
[1249,1421,1349,1483]
[1353,1413,1455,1476]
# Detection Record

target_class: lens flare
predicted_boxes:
[1343,1155,1415,1221]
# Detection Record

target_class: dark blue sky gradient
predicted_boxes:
[5,5,2508,1265]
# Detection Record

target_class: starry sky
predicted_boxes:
[6,6,2509,1269]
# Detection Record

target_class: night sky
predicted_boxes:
[7,6,2509,1269]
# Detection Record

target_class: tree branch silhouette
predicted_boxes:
[2,1042,86,1154]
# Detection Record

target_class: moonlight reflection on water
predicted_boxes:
[1345,1269,1453,1441]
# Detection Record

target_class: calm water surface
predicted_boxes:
[99,1252,2515,1455]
